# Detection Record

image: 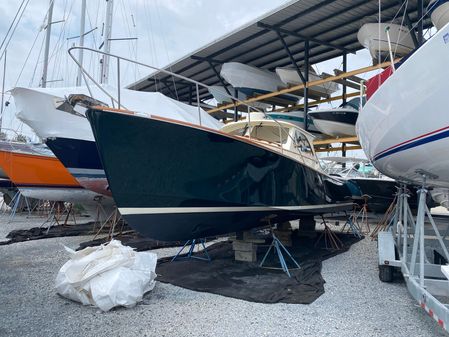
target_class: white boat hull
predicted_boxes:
[431,1,449,30]
[275,68,339,96]
[357,23,415,60]
[220,62,300,103]
[356,22,449,188]
[312,119,356,137]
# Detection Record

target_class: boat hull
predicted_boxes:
[347,178,427,213]
[309,109,358,136]
[356,22,449,188]
[87,110,352,241]
[357,23,414,60]
[275,68,339,96]
[45,137,110,197]
[0,142,104,204]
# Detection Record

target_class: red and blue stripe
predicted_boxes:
[373,125,449,162]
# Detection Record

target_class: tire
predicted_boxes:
[379,264,394,282]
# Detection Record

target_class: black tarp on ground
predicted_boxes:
[1,223,185,252]
[156,232,362,304]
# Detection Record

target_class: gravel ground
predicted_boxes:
[0,214,448,337]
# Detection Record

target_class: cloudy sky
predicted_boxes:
[0,0,374,141]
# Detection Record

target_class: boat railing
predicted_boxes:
[67,46,310,164]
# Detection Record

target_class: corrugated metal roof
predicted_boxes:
[128,0,431,104]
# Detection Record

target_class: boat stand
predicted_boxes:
[4,191,32,221]
[171,238,211,262]
[259,231,301,277]
[378,176,449,333]
[341,211,363,238]
[315,216,344,250]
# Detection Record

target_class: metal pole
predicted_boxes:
[402,187,408,263]
[196,83,201,126]
[117,58,120,108]
[248,105,251,139]
[76,0,87,86]
[417,0,423,45]
[419,187,426,287]
[342,52,347,104]
[234,88,238,122]
[101,0,114,84]
[42,0,54,88]
[304,39,309,131]
[0,50,6,131]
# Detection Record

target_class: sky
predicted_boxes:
[0,0,376,151]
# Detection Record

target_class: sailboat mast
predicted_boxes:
[41,0,54,88]
[101,0,113,84]
[76,0,87,86]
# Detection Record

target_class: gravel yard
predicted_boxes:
[0,214,447,337]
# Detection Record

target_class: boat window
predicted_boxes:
[250,125,289,144]
[294,130,313,154]
[228,125,249,137]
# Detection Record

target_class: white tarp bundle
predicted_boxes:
[55,240,157,312]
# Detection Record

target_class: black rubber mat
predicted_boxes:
[156,232,362,304]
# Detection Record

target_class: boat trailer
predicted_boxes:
[378,180,449,332]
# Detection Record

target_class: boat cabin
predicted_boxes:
[221,116,320,171]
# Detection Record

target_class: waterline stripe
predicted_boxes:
[119,203,353,215]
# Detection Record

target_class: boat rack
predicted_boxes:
[378,182,449,333]
[313,136,361,153]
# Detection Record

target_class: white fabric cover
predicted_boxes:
[12,85,222,141]
[55,240,157,312]
[220,62,286,92]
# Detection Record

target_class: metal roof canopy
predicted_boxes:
[128,0,431,105]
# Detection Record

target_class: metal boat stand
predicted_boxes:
[171,238,211,262]
[259,231,301,277]
[41,202,76,233]
[3,191,32,221]
[378,175,449,333]
[315,216,344,250]
[341,211,363,238]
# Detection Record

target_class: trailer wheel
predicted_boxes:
[379,264,393,282]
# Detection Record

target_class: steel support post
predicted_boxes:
[342,52,347,104]
[304,39,309,131]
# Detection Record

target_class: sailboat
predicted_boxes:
[356,19,449,188]
[86,107,353,241]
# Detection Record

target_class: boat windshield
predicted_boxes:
[228,123,289,144]
[250,124,289,144]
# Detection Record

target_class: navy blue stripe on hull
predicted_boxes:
[374,129,449,162]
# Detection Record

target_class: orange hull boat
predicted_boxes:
[0,143,79,188]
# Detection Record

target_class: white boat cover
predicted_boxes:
[220,62,288,93]
[55,240,157,312]
[12,85,222,141]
